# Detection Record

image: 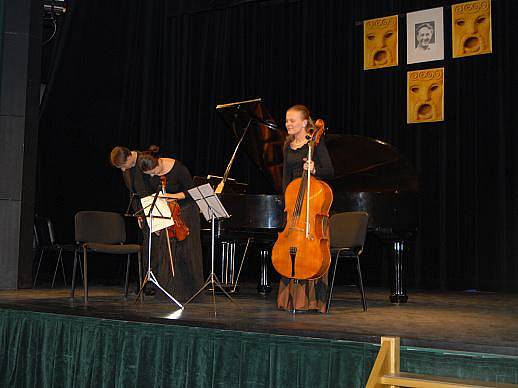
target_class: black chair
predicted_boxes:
[327,211,369,313]
[71,211,143,303]
[33,216,78,288]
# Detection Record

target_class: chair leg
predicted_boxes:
[83,248,88,304]
[78,254,84,281]
[326,250,341,313]
[138,251,143,289]
[124,254,131,298]
[33,248,46,288]
[355,255,367,312]
[60,248,67,286]
[137,250,143,303]
[51,248,65,288]
[71,250,78,298]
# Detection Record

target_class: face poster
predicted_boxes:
[407,7,444,64]
[407,68,444,124]
[364,15,398,70]
[452,0,492,58]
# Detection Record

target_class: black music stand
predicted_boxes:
[135,189,183,309]
[184,183,237,314]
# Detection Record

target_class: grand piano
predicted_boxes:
[208,100,418,303]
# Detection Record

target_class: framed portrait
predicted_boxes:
[407,68,444,124]
[406,7,444,64]
[364,15,398,70]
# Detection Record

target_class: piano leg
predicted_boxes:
[390,241,408,303]
[220,241,237,291]
[257,248,272,295]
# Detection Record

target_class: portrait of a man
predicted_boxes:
[364,15,398,70]
[452,0,492,58]
[415,22,435,51]
[407,68,444,124]
[407,7,444,64]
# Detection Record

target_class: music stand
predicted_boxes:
[184,183,237,314]
[135,189,183,309]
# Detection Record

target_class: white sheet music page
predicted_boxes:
[140,195,174,233]
[188,183,230,221]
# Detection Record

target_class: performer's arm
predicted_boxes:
[160,163,193,201]
[282,144,292,192]
[313,139,334,179]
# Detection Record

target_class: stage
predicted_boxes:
[0,283,517,386]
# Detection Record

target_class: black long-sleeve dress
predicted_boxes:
[277,139,334,313]
[154,160,204,302]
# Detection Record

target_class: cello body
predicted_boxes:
[272,176,333,279]
[271,117,333,280]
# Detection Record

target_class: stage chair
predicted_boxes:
[33,216,78,288]
[71,211,143,303]
[326,211,369,313]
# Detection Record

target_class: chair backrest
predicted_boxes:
[75,211,126,244]
[329,211,369,249]
[34,216,54,248]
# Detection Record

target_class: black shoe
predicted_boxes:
[134,283,156,296]
[143,283,156,296]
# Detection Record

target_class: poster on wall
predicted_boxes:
[364,15,398,70]
[452,0,492,58]
[406,7,444,64]
[407,68,444,124]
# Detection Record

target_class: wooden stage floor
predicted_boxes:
[0,283,517,356]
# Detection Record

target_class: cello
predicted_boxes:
[271,119,333,280]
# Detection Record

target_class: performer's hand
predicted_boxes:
[137,216,144,230]
[303,158,316,174]
[161,192,185,200]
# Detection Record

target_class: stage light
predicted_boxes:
[43,0,67,16]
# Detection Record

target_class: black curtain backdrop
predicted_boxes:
[38,0,518,291]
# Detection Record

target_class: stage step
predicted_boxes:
[367,337,518,388]
[381,372,516,387]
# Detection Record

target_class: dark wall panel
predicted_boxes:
[0,200,21,289]
[0,0,41,289]
[0,116,24,199]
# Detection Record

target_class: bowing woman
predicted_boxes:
[277,104,334,313]
[138,147,204,301]
[110,145,160,295]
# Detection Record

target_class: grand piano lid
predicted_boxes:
[217,98,286,193]
[325,134,419,193]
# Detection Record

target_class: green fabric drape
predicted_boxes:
[1,309,518,387]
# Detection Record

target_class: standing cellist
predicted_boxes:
[276,105,334,313]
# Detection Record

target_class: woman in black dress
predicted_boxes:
[277,105,334,313]
[139,148,204,302]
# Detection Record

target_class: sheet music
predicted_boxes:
[188,183,230,221]
[140,195,174,233]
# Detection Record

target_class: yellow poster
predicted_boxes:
[452,0,492,58]
[364,15,398,70]
[407,68,444,124]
